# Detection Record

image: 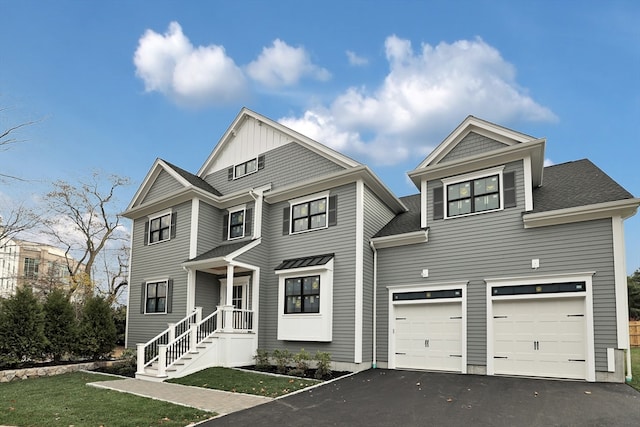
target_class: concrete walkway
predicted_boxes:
[88,378,273,415]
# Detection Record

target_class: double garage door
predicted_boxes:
[393,294,588,380]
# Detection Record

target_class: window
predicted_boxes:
[228,155,265,180]
[145,281,167,313]
[229,209,245,239]
[292,198,327,233]
[447,174,499,216]
[285,275,320,314]
[24,258,39,279]
[146,211,176,245]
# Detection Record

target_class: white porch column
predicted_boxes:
[223,264,234,332]
[136,343,145,374]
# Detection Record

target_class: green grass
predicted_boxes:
[629,347,640,392]
[0,372,211,427]
[169,367,320,397]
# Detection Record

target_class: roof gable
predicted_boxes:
[197,107,360,178]
[417,116,536,168]
[126,159,221,211]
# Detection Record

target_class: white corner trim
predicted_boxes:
[370,230,429,249]
[612,216,630,349]
[190,198,200,259]
[523,155,533,211]
[523,198,640,229]
[354,180,364,363]
[421,179,428,229]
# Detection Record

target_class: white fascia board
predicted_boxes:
[523,198,640,229]
[180,238,262,270]
[224,238,262,262]
[409,138,545,188]
[264,166,406,213]
[126,159,193,212]
[370,229,429,249]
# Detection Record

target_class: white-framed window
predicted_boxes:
[285,191,337,235]
[147,210,174,244]
[441,166,505,218]
[276,258,334,342]
[234,157,258,179]
[145,280,168,314]
[228,206,246,240]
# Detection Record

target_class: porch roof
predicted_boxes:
[186,240,253,263]
[274,253,334,271]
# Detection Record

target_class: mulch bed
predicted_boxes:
[240,365,351,381]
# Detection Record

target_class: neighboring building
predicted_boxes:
[0,238,86,300]
[0,234,19,299]
[124,108,639,383]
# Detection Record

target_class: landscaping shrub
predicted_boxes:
[77,296,117,360]
[314,351,332,379]
[254,348,270,369]
[272,348,292,374]
[0,286,47,367]
[289,348,311,376]
[43,288,77,362]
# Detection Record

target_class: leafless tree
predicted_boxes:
[0,204,39,243]
[0,106,39,182]
[41,172,131,301]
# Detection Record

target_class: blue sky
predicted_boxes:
[1,0,639,272]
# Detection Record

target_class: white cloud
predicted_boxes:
[544,158,555,167]
[346,50,368,66]
[246,39,331,88]
[281,36,557,165]
[133,22,247,107]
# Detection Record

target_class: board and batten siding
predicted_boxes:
[439,132,508,164]
[140,169,185,206]
[258,183,358,362]
[126,201,192,348]
[362,185,397,363]
[376,160,617,373]
[203,142,346,195]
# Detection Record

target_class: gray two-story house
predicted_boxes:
[124,109,638,383]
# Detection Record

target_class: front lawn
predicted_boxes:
[169,367,320,397]
[0,372,211,427]
[629,347,640,392]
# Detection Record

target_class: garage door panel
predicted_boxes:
[394,302,462,372]
[492,297,587,380]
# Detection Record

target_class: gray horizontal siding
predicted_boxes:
[126,201,192,347]
[257,183,358,362]
[362,185,397,363]
[141,169,184,205]
[196,201,223,256]
[195,271,220,317]
[440,132,508,164]
[203,142,345,195]
[376,160,617,373]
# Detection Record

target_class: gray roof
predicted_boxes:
[373,194,422,238]
[532,159,634,213]
[163,160,223,197]
[274,253,334,271]
[186,240,251,263]
[374,159,635,238]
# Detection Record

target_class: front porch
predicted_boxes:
[137,247,261,381]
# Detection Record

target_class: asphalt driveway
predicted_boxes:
[202,369,640,427]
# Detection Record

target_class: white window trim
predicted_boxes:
[387,281,467,372]
[485,271,595,382]
[227,204,246,241]
[441,165,505,219]
[275,259,333,341]
[288,190,330,235]
[144,279,169,315]
[148,209,172,245]
[233,157,259,179]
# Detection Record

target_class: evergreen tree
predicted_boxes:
[628,269,640,320]
[77,296,116,360]
[43,289,77,361]
[0,286,47,366]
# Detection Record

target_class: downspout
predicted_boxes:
[370,240,378,369]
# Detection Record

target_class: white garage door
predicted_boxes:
[395,302,463,372]
[492,297,587,380]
